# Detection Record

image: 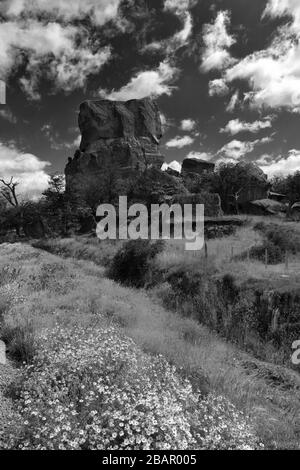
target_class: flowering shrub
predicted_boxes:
[2,325,261,450]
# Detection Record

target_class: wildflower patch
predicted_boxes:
[1,324,261,450]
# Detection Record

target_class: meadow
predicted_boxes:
[0,216,299,449]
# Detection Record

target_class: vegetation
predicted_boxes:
[0,244,263,450]
[107,240,165,288]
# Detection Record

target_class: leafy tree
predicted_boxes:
[207,162,268,214]
[271,172,300,214]
[42,174,84,236]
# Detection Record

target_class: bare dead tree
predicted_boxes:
[0,177,20,207]
[0,177,22,236]
[230,187,243,215]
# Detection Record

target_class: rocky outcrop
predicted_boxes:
[130,168,188,206]
[66,98,164,192]
[182,158,215,177]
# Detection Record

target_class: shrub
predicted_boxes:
[32,238,120,267]
[107,240,165,288]
[0,323,36,364]
[254,222,300,254]
[249,242,284,264]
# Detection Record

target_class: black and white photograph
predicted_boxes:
[0,0,299,455]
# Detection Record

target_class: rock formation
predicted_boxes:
[65,98,164,192]
[181,157,215,177]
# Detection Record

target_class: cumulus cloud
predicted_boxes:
[221,118,273,135]
[220,3,300,113]
[218,137,271,160]
[165,135,195,148]
[161,160,182,172]
[186,151,213,161]
[263,0,300,29]
[0,141,50,199]
[201,11,236,73]
[0,3,116,97]
[259,149,300,177]
[1,0,123,26]
[180,119,196,132]
[209,78,229,97]
[99,61,178,100]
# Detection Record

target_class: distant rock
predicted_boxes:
[182,158,215,177]
[130,168,188,205]
[235,161,267,183]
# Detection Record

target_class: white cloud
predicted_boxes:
[99,61,178,100]
[1,0,122,27]
[226,91,240,112]
[263,0,300,29]
[180,119,196,132]
[259,149,300,177]
[161,160,182,172]
[143,3,193,55]
[0,141,50,199]
[218,137,271,160]
[221,118,273,135]
[0,5,114,97]
[164,0,192,15]
[186,151,213,161]
[209,78,229,97]
[165,135,195,148]
[256,154,273,165]
[201,11,236,73]
[222,4,300,113]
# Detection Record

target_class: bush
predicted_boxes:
[254,222,300,254]
[0,323,36,364]
[107,240,165,288]
[249,242,284,264]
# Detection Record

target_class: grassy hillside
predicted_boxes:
[0,240,299,449]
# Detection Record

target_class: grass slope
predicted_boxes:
[0,242,299,449]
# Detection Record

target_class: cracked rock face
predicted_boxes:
[65,98,164,191]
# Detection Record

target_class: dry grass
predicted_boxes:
[0,242,299,449]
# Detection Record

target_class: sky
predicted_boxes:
[1,0,300,197]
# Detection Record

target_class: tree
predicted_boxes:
[271,172,300,214]
[0,177,23,235]
[0,177,19,207]
[207,162,268,214]
[42,174,83,236]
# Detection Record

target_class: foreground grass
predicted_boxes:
[0,243,299,449]
[0,244,261,450]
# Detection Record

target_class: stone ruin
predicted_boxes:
[65,98,165,191]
